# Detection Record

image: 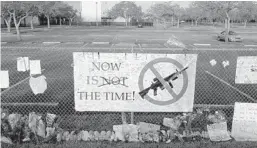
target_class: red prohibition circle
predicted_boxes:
[138,58,188,106]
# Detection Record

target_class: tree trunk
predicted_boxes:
[69,18,73,26]
[47,16,50,29]
[24,19,26,27]
[225,19,229,43]
[177,18,180,28]
[225,19,227,29]
[59,17,62,26]
[15,26,21,41]
[195,19,198,26]
[125,18,128,27]
[191,20,193,26]
[244,20,247,29]
[228,17,230,31]
[171,16,174,27]
[30,17,34,30]
[225,15,231,43]
[12,13,22,41]
[4,19,11,33]
[163,19,166,29]
[7,23,11,32]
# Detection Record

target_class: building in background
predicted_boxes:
[67,1,101,22]
[81,1,101,22]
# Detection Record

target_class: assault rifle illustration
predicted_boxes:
[139,65,189,98]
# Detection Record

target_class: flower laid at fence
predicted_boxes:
[1,107,232,145]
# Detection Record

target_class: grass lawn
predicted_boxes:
[1,26,257,45]
[2,141,257,148]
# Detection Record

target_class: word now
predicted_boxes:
[92,62,122,71]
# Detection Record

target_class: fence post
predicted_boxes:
[121,112,127,124]
[131,112,134,124]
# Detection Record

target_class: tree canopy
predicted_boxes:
[146,2,174,21]
[107,2,143,20]
[1,1,79,40]
[238,2,257,23]
[107,1,143,26]
[1,1,38,40]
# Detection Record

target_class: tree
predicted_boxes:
[145,3,165,22]
[107,1,143,26]
[229,8,240,27]
[63,5,77,26]
[238,2,257,28]
[38,1,59,29]
[1,2,13,33]
[186,4,205,26]
[193,1,240,42]
[53,2,69,27]
[146,2,175,28]
[5,2,35,40]
[133,6,144,22]
[173,4,185,28]
[28,2,40,30]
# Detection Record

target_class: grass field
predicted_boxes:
[2,25,257,46]
[2,141,257,148]
[1,26,257,144]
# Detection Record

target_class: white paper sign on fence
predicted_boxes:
[235,56,257,84]
[113,125,125,141]
[29,60,41,75]
[139,122,160,133]
[163,118,174,127]
[231,102,257,141]
[163,117,181,130]
[207,122,231,141]
[29,75,47,95]
[73,52,197,112]
[0,71,9,88]
[17,57,30,72]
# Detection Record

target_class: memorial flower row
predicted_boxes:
[1,107,234,145]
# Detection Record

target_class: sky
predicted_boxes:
[66,1,191,13]
[101,1,191,13]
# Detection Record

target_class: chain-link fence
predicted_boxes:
[1,47,257,132]
[76,21,153,27]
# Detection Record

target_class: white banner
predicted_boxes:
[73,53,197,112]
[231,102,257,141]
[235,56,257,84]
